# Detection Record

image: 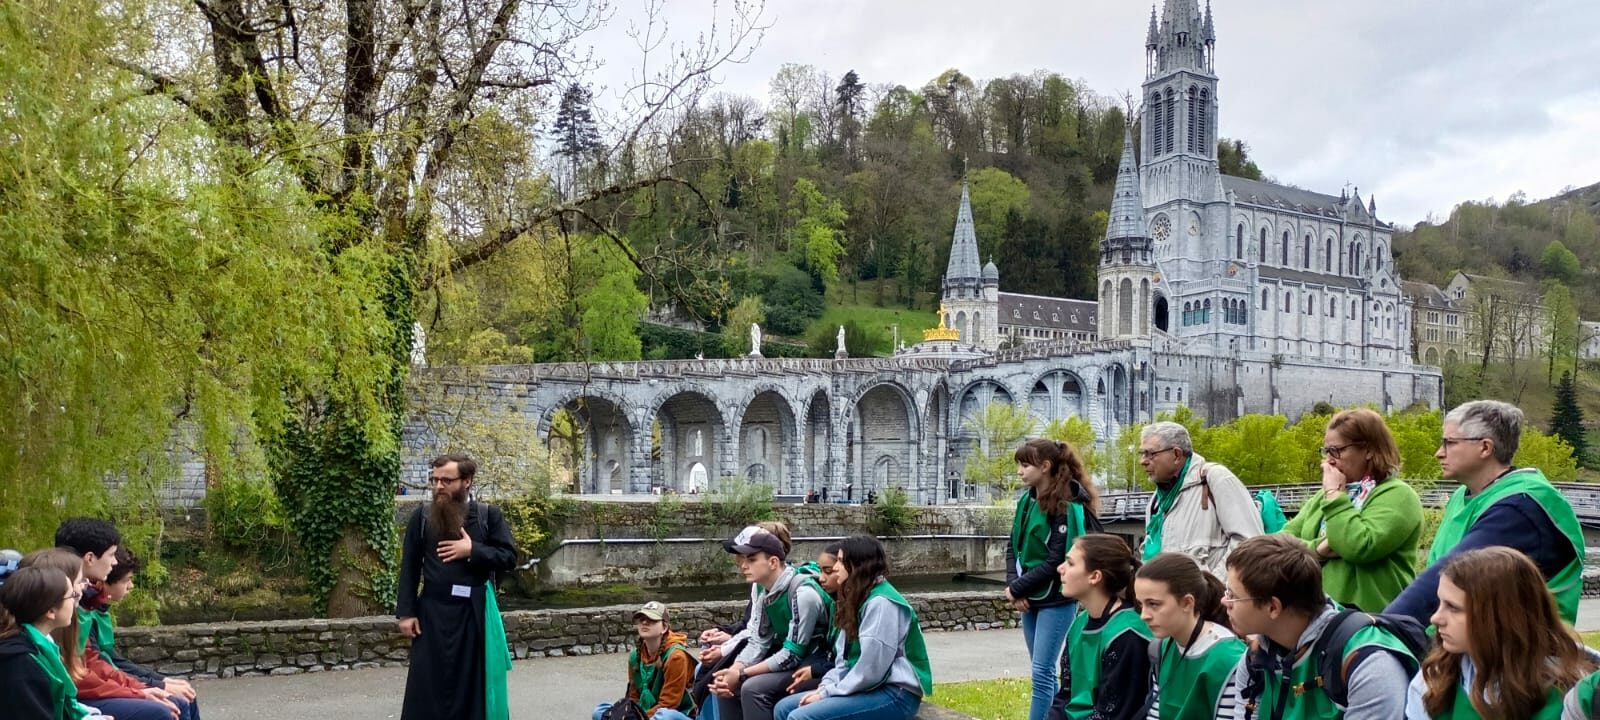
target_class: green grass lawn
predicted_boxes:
[807,303,939,356]
[930,678,1030,720]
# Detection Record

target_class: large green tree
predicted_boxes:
[120,0,764,614]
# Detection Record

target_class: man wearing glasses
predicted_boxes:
[397,453,520,720]
[1137,421,1263,577]
[1384,400,1584,625]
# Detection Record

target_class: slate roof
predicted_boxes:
[944,183,982,282]
[997,293,1098,333]
[1402,280,1454,309]
[1221,176,1390,228]
[1257,265,1364,290]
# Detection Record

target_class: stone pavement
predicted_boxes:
[191,598,1600,720]
[194,627,1031,720]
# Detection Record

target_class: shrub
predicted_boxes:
[868,487,917,536]
[706,478,776,527]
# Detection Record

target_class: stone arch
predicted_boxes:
[739,389,799,493]
[1424,346,1440,365]
[803,389,832,497]
[539,392,636,495]
[1154,293,1170,332]
[956,379,1017,430]
[851,383,917,501]
[956,311,968,343]
[646,388,726,493]
[1028,369,1088,425]
[1446,349,1459,365]
[924,382,955,503]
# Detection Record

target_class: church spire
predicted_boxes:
[1146,5,1159,49]
[1103,124,1149,248]
[1153,0,1209,74]
[944,182,983,285]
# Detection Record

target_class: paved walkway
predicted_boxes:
[191,598,1600,720]
[194,627,1030,720]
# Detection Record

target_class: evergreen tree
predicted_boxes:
[1551,371,1588,466]
[552,83,601,196]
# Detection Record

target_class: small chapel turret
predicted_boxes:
[1098,124,1158,340]
[940,182,999,349]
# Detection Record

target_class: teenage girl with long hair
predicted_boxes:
[1133,553,1244,720]
[773,536,932,720]
[1052,533,1151,720]
[23,549,194,720]
[1405,547,1594,719]
[1007,438,1102,720]
[0,565,98,720]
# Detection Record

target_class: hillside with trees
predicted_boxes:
[423,64,1269,362]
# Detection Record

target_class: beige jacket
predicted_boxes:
[1141,452,1264,577]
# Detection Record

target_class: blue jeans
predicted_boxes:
[772,686,920,720]
[592,703,694,720]
[1020,601,1077,720]
[88,697,199,720]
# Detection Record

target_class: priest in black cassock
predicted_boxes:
[397,453,519,720]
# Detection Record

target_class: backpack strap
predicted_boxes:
[1310,610,1369,708]
[1197,462,1214,511]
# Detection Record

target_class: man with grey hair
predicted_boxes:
[1137,421,1263,577]
[1385,400,1584,624]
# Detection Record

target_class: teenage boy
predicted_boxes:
[1223,535,1417,720]
[83,549,198,706]
[593,602,695,720]
[57,519,200,720]
[711,526,834,720]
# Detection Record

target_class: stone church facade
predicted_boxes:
[944,0,1439,421]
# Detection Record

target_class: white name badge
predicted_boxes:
[451,584,472,598]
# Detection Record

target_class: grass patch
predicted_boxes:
[807,303,938,356]
[1583,631,1600,647]
[931,678,1030,720]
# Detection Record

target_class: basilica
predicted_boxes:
[936,0,1436,420]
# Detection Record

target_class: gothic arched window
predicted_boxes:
[1259,228,1268,262]
[1281,231,1290,265]
[1186,86,1200,153]
[1164,89,1177,155]
[1151,92,1164,157]
[1261,289,1269,309]
[1199,88,1210,153]
[1236,223,1244,259]
[1303,233,1312,269]
[1325,238,1333,271]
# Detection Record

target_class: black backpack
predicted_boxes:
[1242,610,1430,718]
[600,698,648,720]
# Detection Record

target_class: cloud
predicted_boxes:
[585,0,1600,224]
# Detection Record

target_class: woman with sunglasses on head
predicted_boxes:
[1282,408,1423,611]
[1406,547,1594,719]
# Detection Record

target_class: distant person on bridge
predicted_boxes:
[396,453,520,720]
[1006,438,1102,720]
[1282,408,1423,611]
[1137,422,1263,578]
[1384,400,1585,625]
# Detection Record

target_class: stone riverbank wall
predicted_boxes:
[118,591,1015,679]
[520,499,1015,589]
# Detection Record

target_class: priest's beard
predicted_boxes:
[428,487,469,541]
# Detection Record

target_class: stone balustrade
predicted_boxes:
[118,591,1016,679]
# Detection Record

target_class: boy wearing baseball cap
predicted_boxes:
[711,526,835,720]
[593,601,695,720]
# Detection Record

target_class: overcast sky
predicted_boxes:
[583,0,1600,227]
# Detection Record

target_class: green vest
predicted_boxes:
[1062,604,1152,719]
[1437,680,1562,719]
[844,580,933,696]
[1570,670,1600,718]
[23,624,92,720]
[1429,468,1585,623]
[77,606,114,655]
[630,641,696,714]
[1011,491,1087,600]
[761,575,836,657]
[1155,631,1247,720]
[1250,626,1414,720]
